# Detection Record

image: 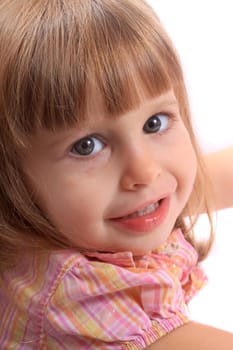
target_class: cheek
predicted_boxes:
[178,135,197,195]
[168,125,197,195]
[39,176,107,232]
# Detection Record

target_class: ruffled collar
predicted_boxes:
[84,229,198,271]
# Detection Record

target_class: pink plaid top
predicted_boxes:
[0,229,207,349]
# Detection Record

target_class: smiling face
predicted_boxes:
[23,90,197,255]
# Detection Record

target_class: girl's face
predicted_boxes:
[23,89,197,255]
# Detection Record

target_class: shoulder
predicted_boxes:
[0,249,85,348]
[1,249,85,297]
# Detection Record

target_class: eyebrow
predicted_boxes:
[142,94,179,114]
[45,129,86,149]
[152,92,178,106]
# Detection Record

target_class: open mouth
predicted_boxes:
[119,201,160,220]
[110,197,169,233]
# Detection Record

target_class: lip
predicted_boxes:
[110,196,170,234]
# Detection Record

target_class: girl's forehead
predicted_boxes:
[85,76,176,119]
[80,88,178,127]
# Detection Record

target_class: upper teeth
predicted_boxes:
[124,202,159,219]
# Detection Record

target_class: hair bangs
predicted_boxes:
[0,0,184,138]
[88,29,180,118]
[87,0,183,116]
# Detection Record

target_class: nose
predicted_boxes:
[119,141,161,191]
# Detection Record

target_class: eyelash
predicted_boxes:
[163,111,178,130]
[68,111,177,158]
[143,112,174,135]
[69,134,106,159]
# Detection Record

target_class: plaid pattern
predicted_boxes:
[0,229,207,349]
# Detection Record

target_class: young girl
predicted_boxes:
[0,0,232,349]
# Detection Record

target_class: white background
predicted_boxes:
[148,0,233,152]
[147,0,233,332]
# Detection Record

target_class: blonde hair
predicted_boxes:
[0,0,214,270]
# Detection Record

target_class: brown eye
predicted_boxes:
[71,136,104,156]
[143,114,169,134]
